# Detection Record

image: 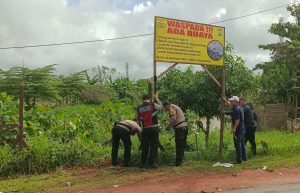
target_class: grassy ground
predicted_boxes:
[2,129,300,193]
[1,154,300,193]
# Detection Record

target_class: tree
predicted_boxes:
[0,65,60,110]
[57,71,87,104]
[85,66,116,85]
[82,84,116,104]
[159,67,197,111]
[110,77,148,105]
[159,43,256,148]
[255,4,300,105]
[225,44,257,97]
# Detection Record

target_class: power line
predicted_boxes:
[0,33,153,50]
[0,1,298,50]
[210,1,298,24]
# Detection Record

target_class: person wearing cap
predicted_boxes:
[225,96,246,164]
[111,120,142,167]
[240,99,257,156]
[163,101,188,166]
[136,93,163,168]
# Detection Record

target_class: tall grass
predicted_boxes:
[2,126,300,177]
[119,129,300,167]
[0,137,110,177]
[2,101,300,177]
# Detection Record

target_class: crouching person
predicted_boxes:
[163,102,188,167]
[111,120,141,167]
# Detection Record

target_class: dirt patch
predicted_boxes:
[63,158,112,176]
[57,167,300,193]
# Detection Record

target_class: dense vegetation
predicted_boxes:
[0,43,257,177]
[255,4,300,106]
[0,5,299,178]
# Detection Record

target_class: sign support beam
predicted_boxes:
[157,63,178,79]
[219,67,226,159]
[202,65,221,87]
[201,65,230,106]
[153,62,157,94]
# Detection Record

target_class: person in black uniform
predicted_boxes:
[248,103,258,124]
[111,120,142,167]
[242,101,257,156]
[136,94,163,168]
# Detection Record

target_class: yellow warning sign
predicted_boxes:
[154,16,225,66]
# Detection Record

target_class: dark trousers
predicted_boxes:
[175,127,188,164]
[111,126,132,166]
[245,127,256,156]
[233,132,246,163]
[141,127,159,166]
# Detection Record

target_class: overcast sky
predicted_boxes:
[0,0,297,78]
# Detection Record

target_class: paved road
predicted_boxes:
[223,183,300,193]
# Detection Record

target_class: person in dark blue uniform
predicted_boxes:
[226,96,246,164]
[240,98,257,156]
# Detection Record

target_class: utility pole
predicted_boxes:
[278,17,284,43]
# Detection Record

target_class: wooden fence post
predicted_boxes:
[13,82,27,149]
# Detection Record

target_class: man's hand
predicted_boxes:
[231,128,236,134]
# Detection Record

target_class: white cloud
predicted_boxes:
[216,8,227,18]
[256,53,271,62]
[124,1,153,14]
[0,0,295,78]
[133,1,152,13]
[60,0,68,7]
[123,10,132,14]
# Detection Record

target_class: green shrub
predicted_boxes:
[0,137,111,177]
[2,100,300,177]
